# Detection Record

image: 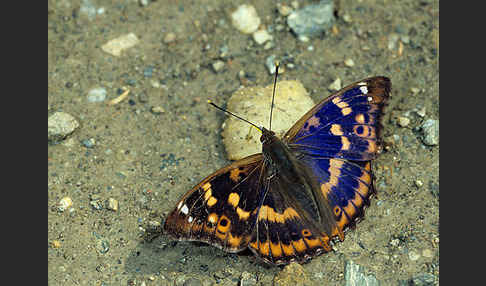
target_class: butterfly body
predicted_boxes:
[164,76,391,265]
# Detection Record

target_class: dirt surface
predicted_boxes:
[48,0,439,285]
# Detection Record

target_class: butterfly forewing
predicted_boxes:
[164,154,265,253]
[285,76,390,161]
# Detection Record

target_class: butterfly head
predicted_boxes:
[260,127,276,144]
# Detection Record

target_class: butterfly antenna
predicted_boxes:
[207,100,262,132]
[269,61,280,131]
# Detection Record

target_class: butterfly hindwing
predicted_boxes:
[163,154,265,253]
[299,156,374,236]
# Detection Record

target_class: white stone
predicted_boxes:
[328,78,342,91]
[101,33,139,57]
[58,197,73,212]
[252,29,273,45]
[231,4,261,34]
[222,80,314,160]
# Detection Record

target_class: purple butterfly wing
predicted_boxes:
[284,76,391,161]
[283,76,391,238]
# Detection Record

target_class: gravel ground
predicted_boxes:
[48,0,439,285]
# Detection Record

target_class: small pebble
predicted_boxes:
[415,179,423,188]
[422,248,434,258]
[344,58,355,67]
[87,87,107,102]
[408,250,421,261]
[411,87,420,95]
[211,60,225,73]
[57,197,73,212]
[106,198,119,211]
[101,33,140,57]
[342,13,352,23]
[139,0,150,7]
[231,4,261,34]
[252,29,273,45]
[151,106,165,114]
[389,238,400,247]
[48,112,80,142]
[415,106,426,117]
[388,34,400,51]
[51,240,61,248]
[90,195,103,210]
[93,233,110,254]
[398,116,410,127]
[328,78,342,91]
[277,3,292,16]
[81,138,96,148]
[421,119,439,146]
[164,32,176,44]
[240,271,257,286]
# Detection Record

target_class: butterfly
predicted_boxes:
[163,76,391,265]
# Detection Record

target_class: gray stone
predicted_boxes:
[86,87,107,102]
[421,119,439,146]
[410,273,436,286]
[287,0,334,39]
[48,112,80,142]
[345,260,380,286]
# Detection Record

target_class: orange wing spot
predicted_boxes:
[283,207,300,220]
[258,205,268,221]
[202,182,211,191]
[341,136,351,150]
[217,215,231,233]
[343,203,358,220]
[207,213,219,225]
[366,140,377,153]
[292,238,307,253]
[330,124,344,136]
[229,169,241,182]
[207,196,218,207]
[356,181,370,198]
[270,242,283,258]
[342,107,352,116]
[281,243,295,256]
[259,240,270,256]
[304,237,322,248]
[320,183,331,198]
[215,229,227,240]
[249,240,258,250]
[303,116,321,132]
[336,101,349,109]
[332,97,342,104]
[301,229,312,237]
[227,193,240,208]
[333,206,341,216]
[267,207,276,223]
[355,114,365,124]
[203,188,212,201]
[352,191,364,207]
[275,212,285,224]
[236,207,251,220]
[227,233,242,248]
